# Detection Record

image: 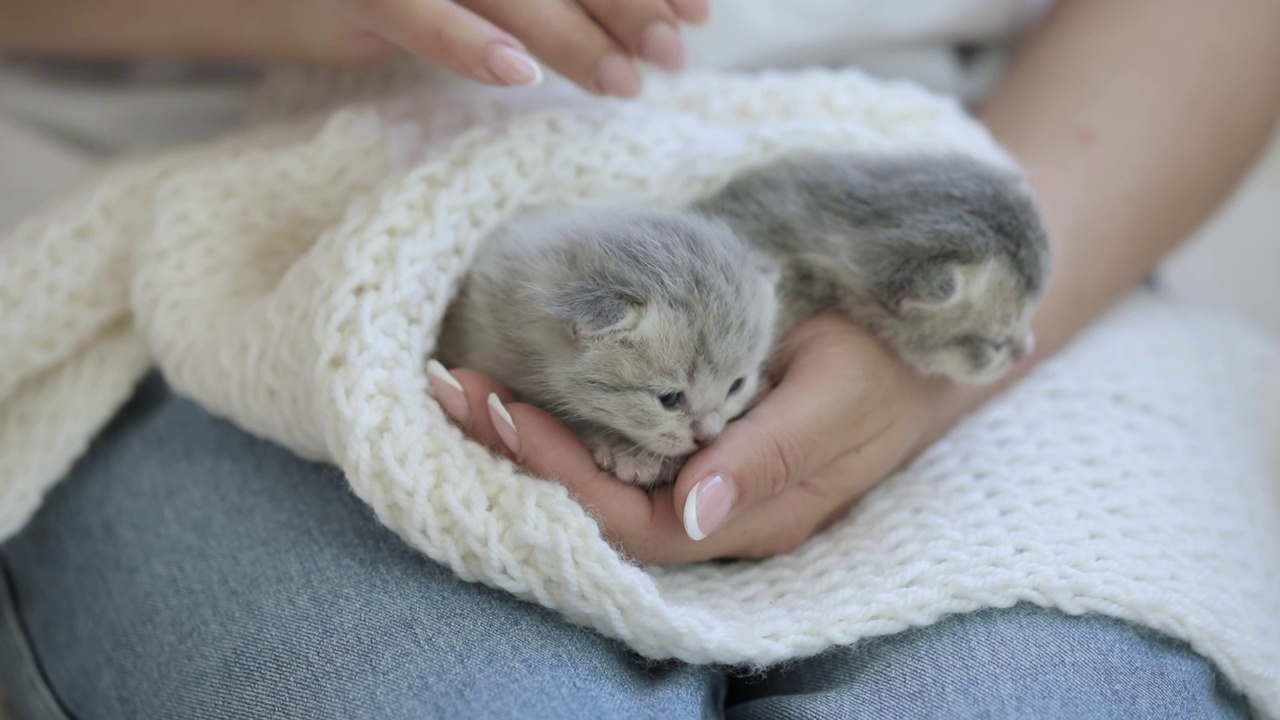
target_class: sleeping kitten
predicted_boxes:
[436,208,779,485]
[694,152,1051,382]
[435,153,1051,485]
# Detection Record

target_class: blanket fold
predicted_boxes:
[2,67,1278,717]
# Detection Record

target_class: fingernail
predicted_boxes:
[484,44,543,87]
[683,474,736,541]
[595,54,643,97]
[487,393,520,455]
[640,23,684,71]
[426,360,469,424]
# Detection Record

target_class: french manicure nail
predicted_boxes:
[595,53,643,97]
[640,23,684,71]
[484,44,543,87]
[487,393,520,455]
[683,474,736,541]
[426,360,469,424]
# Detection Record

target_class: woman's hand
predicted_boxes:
[309,0,708,95]
[428,312,957,564]
[0,0,709,97]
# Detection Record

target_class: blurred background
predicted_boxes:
[1163,125,1280,339]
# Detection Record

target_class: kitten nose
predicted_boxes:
[692,412,725,447]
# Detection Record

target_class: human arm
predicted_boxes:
[0,0,707,96]
[935,0,1280,425]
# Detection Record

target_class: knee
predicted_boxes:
[728,604,1250,720]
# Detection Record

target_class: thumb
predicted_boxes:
[672,317,871,541]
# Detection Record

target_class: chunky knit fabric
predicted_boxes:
[2,67,1278,717]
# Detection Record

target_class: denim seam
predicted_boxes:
[0,560,74,720]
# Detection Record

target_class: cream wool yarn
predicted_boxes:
[2,68,1279,717]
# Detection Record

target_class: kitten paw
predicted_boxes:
[591,442,665,486]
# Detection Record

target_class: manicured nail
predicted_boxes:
[426,360,469,424]
[487,393,520,455]
[683,474,736,541]
[484,44,543,87]
[640,23,684,71]
[595,53,643,97]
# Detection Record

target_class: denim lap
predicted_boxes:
[0,375,1250,719]
[725,605,1249,720]
[0,376,718,720]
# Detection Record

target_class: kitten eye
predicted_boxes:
[727,377,745,397]
[657,391,683,410]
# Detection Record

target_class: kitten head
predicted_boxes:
[830,154,1052,383]
[537,209,778,458]
[881,258,1039,382]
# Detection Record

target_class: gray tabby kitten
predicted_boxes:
[436,209,778,485]
[695,152,1051,382]
[435,152,1050,485]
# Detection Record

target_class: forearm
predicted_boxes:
[0,0,344,63]
[933,0,1280,429]
[2,0,227,56]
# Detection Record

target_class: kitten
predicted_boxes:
[434,153,1051,485]
[694,152,1051,382]
[436,208,779,486]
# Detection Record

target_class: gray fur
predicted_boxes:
[695,152,1051,382]
[435,152,1052,485]
[437,208,778,485]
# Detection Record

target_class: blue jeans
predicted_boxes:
[0,375,1250,719]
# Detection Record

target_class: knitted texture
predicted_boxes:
[1,69,1278,717]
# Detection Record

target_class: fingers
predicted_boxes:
[359,0,543,87]
[496,395,760,564]
[489,398,678,546]
[361,0,702,95]
[575,0,685,71]
[426,362,665,552]
[440,378,733,564]
[426,360,520,453]
[671,315,891,541]
[487,388,866,563]
[458,0,644,97]
[424,345,900,565]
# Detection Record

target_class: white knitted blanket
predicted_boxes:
[2,67,1279,716]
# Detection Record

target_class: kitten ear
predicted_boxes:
[892,262,966,314]
[553,282,645,341]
